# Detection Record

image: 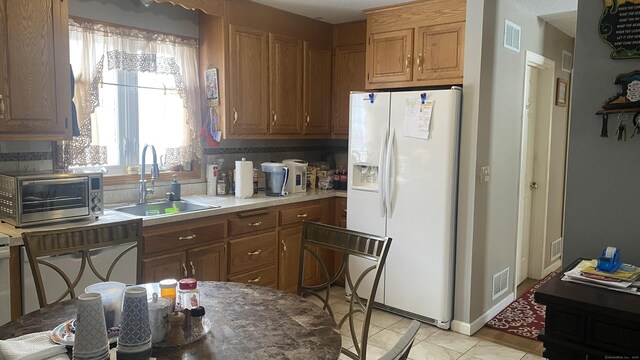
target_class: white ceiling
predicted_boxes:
[249,0,578,38]
[248,0,408,24]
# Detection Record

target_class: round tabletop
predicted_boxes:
[0,281,342,360]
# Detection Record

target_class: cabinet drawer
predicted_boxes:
[228,232,277,275]
[279,204,321,226]
[143,221,226,255]
[229,265,277,288]
[229,210,277,237]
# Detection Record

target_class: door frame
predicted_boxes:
[515,51,556,285]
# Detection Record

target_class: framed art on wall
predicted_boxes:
[556,78,569,107]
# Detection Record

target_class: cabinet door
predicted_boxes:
[0,0,71,140]
[187,243,226,282]
[228,25,268,136]
[303,42,331,135]
[332,45,365,137]
[269,33,302,135]
[278,226,302,293]
[142,252,187,283]
[367,29,413,85]
[414,22,465,84]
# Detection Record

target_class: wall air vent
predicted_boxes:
[551,238,563,261]
[504,20,521,53]
[492,267,510,300]
[562,50,573,73]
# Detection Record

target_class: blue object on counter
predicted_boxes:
[596,246,622,273]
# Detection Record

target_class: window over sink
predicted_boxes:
[58,19,202,176]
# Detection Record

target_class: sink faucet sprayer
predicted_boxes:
[139,144,160,203]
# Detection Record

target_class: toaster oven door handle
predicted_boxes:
[21,178,88,186]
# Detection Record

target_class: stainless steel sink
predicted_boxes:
[113,200,218,217]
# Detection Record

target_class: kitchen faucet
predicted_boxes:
[139,144,160,203]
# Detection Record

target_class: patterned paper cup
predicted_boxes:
[118,287,152,353]
[73,293,109,360]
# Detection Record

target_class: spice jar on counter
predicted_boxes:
[159,279,178,310]
[177,278,200,310]
[217,173,228,195]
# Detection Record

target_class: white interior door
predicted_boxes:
[517,66,538,284]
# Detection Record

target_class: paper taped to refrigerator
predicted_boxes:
[402,98,433,140]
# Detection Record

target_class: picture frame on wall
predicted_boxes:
[556,78,569,107]
[204,68,219,101]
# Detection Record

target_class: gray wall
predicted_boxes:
[68,0,199,38]
[564,2,640,265]
[455,0,574,326]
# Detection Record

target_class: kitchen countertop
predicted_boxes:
[0,190,346,246]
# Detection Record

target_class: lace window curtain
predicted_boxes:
[58,18,202,168]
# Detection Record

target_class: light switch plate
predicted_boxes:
[480,166,490,183]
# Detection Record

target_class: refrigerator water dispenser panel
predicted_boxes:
[351,164,378,192]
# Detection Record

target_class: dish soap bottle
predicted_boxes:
[168,174,181,201]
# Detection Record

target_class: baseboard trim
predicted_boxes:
[451,292,515,336]
[543,258,562,277]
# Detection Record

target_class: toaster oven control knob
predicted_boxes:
[92,205,101,214]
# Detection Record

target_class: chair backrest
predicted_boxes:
[298,221,392,360]
[22,219,142,308]
[378,320,420,360]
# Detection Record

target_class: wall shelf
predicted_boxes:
[595,108,640,138]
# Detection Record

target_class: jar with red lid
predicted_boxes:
[176,278,200,310]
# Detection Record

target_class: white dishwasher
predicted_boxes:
[0,233,10,326]
[21,242,137,314]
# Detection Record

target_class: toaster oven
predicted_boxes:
[0,171,103,227]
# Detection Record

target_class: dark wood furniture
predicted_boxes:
[535,258,640,360]
[0,281,341,360]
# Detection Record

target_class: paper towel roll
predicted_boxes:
[235,159,254,199]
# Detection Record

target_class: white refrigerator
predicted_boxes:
[346,88,461,329]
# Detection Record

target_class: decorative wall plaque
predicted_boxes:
[603,70,640,109]
[600,0,640,59]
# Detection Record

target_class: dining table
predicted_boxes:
[0,281,342,359]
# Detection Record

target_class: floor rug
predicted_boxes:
[485,271,558,340]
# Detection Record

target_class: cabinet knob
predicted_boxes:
[233,108,239,124]
[297,213,308,218]
[305,113,310,126]
[247,276,261,283]
[0,95,5,118]
[281,239,287,252]
[247,249,262,256]
[271,111,278,126]
[405,55,412,72]
[248,221,262,227]
[417,53,424,71]
[182,263,188,277]
[190,261,196,276]
[530,182,538,190]
[179,234,197,241]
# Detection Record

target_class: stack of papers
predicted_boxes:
[561,259,640,295]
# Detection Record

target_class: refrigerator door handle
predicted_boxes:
[379,129,389,217]
[385,129,396,217]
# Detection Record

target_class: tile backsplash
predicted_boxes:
[0,141,53,172]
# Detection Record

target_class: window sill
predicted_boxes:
[103,162,202,186]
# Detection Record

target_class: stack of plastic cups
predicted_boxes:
[73,293,110,360]
[117,287,152,359]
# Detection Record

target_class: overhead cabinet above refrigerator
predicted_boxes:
[347,88,461,328]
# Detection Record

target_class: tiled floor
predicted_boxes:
[305,286,546,360]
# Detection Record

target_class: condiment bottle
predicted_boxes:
[190,306,206,336]
[177,278,200,310]
[159,279,177,310]
[217,173,228,195]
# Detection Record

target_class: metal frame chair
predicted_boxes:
[298,220,392,360]
[22,219,142,308]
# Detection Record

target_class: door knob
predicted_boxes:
[530,182,538,190]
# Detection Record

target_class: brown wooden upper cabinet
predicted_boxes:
[269,34,303,135]
[0,0,71,140]
[303,42,332,135]
[365,0,466,89]
[228,25,269,136]
[332,45,365,137]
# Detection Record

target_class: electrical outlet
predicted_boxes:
[479,166,490,183]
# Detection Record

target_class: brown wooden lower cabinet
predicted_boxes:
[142,252,187,283]
[186,243,227,281]
[229,265,277,288]
[278,226,303,293]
